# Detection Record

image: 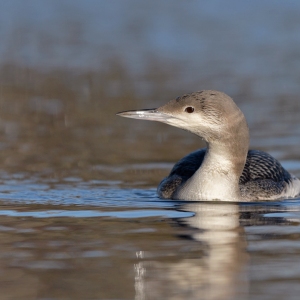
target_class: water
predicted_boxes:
[0,1,300,299]
[0,171,300,299]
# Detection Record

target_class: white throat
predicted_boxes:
[175,147,242,201]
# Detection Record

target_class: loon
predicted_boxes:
[117,90,300,201]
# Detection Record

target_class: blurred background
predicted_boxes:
[1,2,300,299]
[0,0,300,182]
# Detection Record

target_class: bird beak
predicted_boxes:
[116,109,171,123]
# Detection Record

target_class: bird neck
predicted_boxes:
[177,120,249,201]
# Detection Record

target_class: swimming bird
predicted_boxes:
[117,90,300,201]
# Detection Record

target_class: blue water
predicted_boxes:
[1,0,300,96]
[0,208,194,219]
[0,174,195,218]
[0,173,300,218]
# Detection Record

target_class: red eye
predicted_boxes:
[185,107,194,113]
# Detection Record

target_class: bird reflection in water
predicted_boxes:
[133,202,249,300]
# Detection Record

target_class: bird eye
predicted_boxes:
[185,107,194,113]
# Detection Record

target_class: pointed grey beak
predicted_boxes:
[116,108,171,122]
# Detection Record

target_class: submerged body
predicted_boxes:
[117,90,300,201]
[158,148,300,201]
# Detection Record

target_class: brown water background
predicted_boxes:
[0,1,300,299]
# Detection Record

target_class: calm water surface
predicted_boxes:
[0,166,300,300]
[1,1,300,299]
